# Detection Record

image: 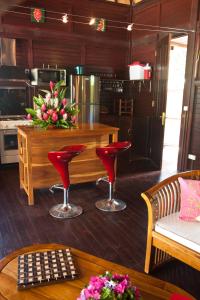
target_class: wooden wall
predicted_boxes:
[0,0,129,73]
[1,0,200,170]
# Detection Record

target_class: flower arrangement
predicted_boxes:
[26,80,78,129]
[77,272,142,300]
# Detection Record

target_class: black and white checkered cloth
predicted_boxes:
[17,248,78,289]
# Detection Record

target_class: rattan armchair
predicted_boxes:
[141,170,200,273]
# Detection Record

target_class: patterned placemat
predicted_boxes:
[17,248,79,289]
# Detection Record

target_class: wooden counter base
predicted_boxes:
[18,123,119,205]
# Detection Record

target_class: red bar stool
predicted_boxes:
[95,141,131,212]
[48,145,86,219]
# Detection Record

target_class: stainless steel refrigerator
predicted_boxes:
[69,75,100,123]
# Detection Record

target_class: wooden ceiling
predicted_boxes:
[106,0,143,4]
[0,0,23,14]
[0,0,143,13]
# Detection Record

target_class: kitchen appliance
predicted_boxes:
[0,83,31,164]
[69,75,100,123]
[0,85,29,117]
[31,68,66,86]
[0,117,31,164]
[0,38,32,164]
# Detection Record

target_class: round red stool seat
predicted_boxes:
[95,141,131,212]
[48,144,86,219]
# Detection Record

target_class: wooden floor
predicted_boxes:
[0,161,199,299]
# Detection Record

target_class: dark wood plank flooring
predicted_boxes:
[0,162,199,299]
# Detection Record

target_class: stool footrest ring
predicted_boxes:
[49,183,63,194]
[96,176,109,185]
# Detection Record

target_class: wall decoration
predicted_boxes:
[31,8,45,23]
[95,18,106,32]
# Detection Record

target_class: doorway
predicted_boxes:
[161,35,188,173]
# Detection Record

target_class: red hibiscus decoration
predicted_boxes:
[33,8,42,22]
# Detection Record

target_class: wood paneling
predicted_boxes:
[1,0,129,73]
[187,85,200,169]
[16,39,28,66]
[160,0,193,29]
[86,45,127,69]
[32,40,82,68]
[133,3,160,40]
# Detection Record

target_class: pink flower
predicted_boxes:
[54,98,59,108]
[89,276,105,291]
[54,90,58,97]
[84,288,101,300]
[41,104,47,112]
[71,115,76,123]
[114,279,128,294]
[49,81,54,91]
[47,109,53,115]
[52,112,58,122]
[134,287,141,300]
[60,109,65,115]
[27,114,32,120]
[36,109,42,120]
[42,112,49,121]
[112,274,129,281]
[44,93,51,104]
[62,98,67,106]
[63,113,68,120]
[78,272,140,300]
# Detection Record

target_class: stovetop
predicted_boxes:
[0,115,26,121]
[0,117,32,129]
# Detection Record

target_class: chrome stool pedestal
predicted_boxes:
[49,188,83,219]
[48,145,86,219]
[95,181,126,212]
[95,141,131,213]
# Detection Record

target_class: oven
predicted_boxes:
[0,128,18,164]
[0,85,31,117]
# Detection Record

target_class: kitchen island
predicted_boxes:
[18,123,119,205]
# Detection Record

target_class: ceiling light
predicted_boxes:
[62,14,68,23]
[127,23,133,31]
[89,18,96,25]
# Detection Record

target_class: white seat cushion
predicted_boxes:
[155,212,200,253]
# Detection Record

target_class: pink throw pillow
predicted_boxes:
[178,177,200,221]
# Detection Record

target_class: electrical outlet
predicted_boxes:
[188,154,196,160]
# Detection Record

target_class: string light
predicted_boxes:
[0,5,195,34]
[127,23,133,31]
[62,14,68,24]
[89,18,96,25]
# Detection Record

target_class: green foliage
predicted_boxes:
[101,287,113,299]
